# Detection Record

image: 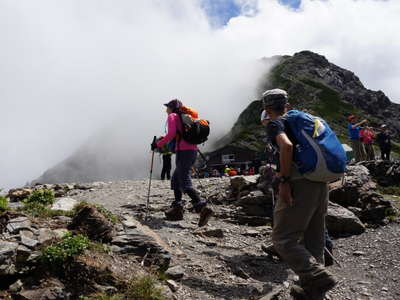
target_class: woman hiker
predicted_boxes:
[151,99,213,227]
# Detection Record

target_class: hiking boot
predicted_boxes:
[261,243,283,260]
[198,206,213,227]
[290,284,308,300]
[300,271,337,300]
[190,201,207,213]
[165,205,184,221]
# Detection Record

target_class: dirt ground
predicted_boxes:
[67,177,400,300]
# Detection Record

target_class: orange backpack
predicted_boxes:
[178,106,210,144]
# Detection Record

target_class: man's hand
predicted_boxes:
[279,182,294,206]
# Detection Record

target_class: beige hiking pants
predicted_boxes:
[272,179,328,282]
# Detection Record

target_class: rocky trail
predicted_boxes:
[66,174,400,300]
[2,162,400,299]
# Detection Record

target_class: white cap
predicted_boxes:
[261,110,270,121]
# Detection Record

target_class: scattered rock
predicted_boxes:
[74,183,92,190]
[361,161,400,187]
[166,279,179,292]
[15,286,65,300]
[6,217,32,234]
[121,217,137,229]
[230,176,258,192]
[235,215,272,227]
[50,197,78,211]
[193,228,224,238]
[38,228,56,244]
[111,233,171,270]
[9,279,23,293]
[19,231,38,249]
[16,245,32,263]
[232,266,250,279]
[329,165,395,224]
[0,241,18,275]
[258,286,284,300]
[326,202,366,235]
[165,265,185,280]
[353,251,366,256]
[242,229,260,237]
[52,229,69,239]
[7,188,32,202]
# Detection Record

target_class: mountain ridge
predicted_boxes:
[213,50,400,153]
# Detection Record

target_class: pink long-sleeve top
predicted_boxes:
[156,113,198,151]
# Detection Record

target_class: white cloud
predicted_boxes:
[1,0,399,189]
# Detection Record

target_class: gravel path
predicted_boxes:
[66,178,400,300]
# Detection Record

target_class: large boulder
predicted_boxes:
[361,160,400,187]
[7,188,33,202]
[326,202,365,236]
[230,176,258,192]
[50,197,78,212]
[235,190,273,217]
[329,165,395,224]
[68,204,115,242]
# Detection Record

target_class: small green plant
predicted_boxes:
[125,275,165,300]
[25,189,55,206]
[95,205,118,224]
[0,195,9,211]
[42,232,89,266]
[21,188,72,218]
[377,185,400,197]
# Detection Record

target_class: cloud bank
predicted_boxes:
[1,0,399,189]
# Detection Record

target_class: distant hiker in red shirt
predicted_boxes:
[360,125,375,161]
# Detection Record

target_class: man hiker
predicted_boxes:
[376,124,392,160]
[260,100,335,268]
[360,125,375,161]
[263,89,337,299]
[152,99,213,226]
[348,115,367,162]
[161,152,172,180]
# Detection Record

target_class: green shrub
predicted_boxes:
[42,232,89,266]
[95,205,118,224]
[25,189,55,206]
[21,202,72,218]
[125,275,165,300]
[0,195,9,211]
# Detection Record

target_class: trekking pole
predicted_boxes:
[324,246,342,268]
[145,136,157,221]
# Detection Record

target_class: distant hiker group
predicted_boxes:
[347,115,392,162]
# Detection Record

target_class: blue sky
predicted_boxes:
[201,0,301,27]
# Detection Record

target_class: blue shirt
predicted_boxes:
[348,123,362,140]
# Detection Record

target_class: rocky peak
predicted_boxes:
[217,50,400,153]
